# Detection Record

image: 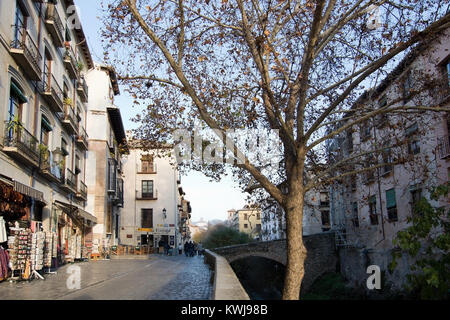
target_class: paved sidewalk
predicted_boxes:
[0,254,212,300]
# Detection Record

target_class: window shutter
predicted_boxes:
[386,189,396,208]
[10,82,28,103]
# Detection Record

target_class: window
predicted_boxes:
[320,192,329,206]
[446,61,450,88]
[351,202,359,227]
[107,158,117,192]
[141,155,154,173]
[244,213,248,220]
[365,154,376,183]
[376,96,388,127]
[406,123,420,155]
[40,115,52,146]
[13,1,26,43]
[360,121,371,141]
[386,188,398,221]
[8,81,26,133]
[403,70,415,101]
[61,137,68,155]
[75,155,80,174]
[346,129,353,153]
[369,195,378,225]
[321,210,330,230]
[141,209,153,228]
[256,224,261,232]
[382,144,393,175]
[256,212,261,220]
[410,187,422,215]
[244,224,248,229]
[142,180,154,198]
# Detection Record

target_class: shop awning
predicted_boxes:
[54,200,97,224]
[13,180,46,205]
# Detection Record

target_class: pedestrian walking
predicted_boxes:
[184,241,189,257]
[178,243,183,255]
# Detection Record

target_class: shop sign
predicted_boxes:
[137,228,153,232]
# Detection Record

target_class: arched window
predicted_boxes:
[8,80,27,123]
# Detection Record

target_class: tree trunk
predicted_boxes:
[282,190,307,300]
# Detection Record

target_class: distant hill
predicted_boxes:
[208,219,224,226]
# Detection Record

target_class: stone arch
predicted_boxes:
[227,251,286,266]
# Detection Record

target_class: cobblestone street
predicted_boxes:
[0,255,212,300]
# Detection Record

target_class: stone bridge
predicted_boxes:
[211,232,338,293]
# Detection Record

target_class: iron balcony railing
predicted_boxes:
[39,148,63,181]
[63,46,78,78]
[137,189,158,200]
[44,2,64,46]
[41,72,63,112]
[77,126,88,149]
[3,120,39,163]
[63,103,78,132]
[10,26,42,79]
[77,76,88,101]
[78,180,87,198]
[65,168,77,190]
[437,135,450,159]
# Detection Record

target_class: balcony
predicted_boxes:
[113,178,124,207]
[437,135,450,159]
[10,27,42,81]
[61,103,78,135]
[138,163,157,174]
[61,168,77,193]
[77,76,88,102]
[2,121,39,168]
[63,46,78,79]
[75,180,87,201]
[39,148,63,183]
[44,3,64,48]
[136,189,158,200]
[40,72,63,113]
[76,126,88,150]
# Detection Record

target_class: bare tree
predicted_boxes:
[101,0,450,299]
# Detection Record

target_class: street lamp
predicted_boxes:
[162,208,167,219]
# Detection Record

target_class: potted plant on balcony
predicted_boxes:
[77,61,84,72]
[63,97,72,106]
[38,144,49,160]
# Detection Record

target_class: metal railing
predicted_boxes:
[10,26,42,74]
[63,103,78,130]
[437,135,450,159]
[42,72,63,107]
[65,168,77,190]
[78,180,87,198]
[63,46,78,75]
[137,189,158,200]
[39,148,63,181]
[77,126,88,146]
[45,3,64,42]
[3,120,39,161]
[77,76,88,97]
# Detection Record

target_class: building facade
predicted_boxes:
[0,0,97,267]
[229,205,262,240]
[120,140,189,251]
[84,63,127,250]
[328,27,450,290]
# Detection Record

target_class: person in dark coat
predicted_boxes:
[184,241,189,257]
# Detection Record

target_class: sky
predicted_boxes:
[76,1,247,222]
